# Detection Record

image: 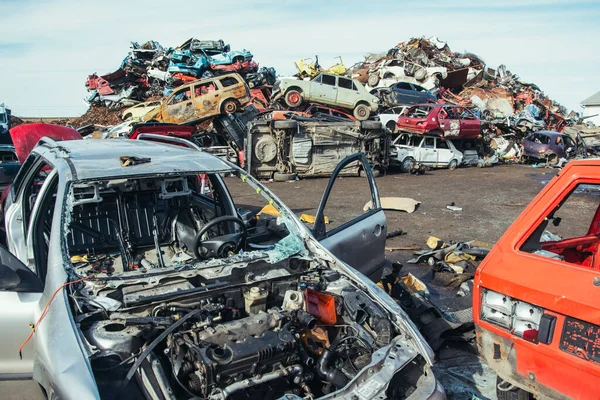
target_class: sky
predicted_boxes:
[0,0,599,117]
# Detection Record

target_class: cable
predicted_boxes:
[19,275,93,359]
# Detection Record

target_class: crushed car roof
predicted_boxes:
[39,139,233,181]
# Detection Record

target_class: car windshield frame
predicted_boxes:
[62,166,310,280]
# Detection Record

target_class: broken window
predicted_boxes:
[521,183,600,267]
[322,74,336,86]
[219,77,238,88]
[24,161,54,231]
[0,150,17,163]
[394,82,412,90]
[193,82,217,96]
[437,139,449,149]
[312,75,322,84]
[424,137,435,149]
[531,134,550,145]
[407,106,432,118]
[169,89,190,105]
[412,136,423,147]
[338,77,353,90]
[66,171,299,275]
[442,107,458,119]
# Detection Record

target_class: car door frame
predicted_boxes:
[336,76,358,108]
[161,85,197,123]
[420,136,438,165]
[0,244,44,377]
[0,166,56,378]
[456,107,480,137]
[435,137,453,167]
[313,153,387,280]
[312,74,338,104]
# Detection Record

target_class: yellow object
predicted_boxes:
[426,236,446,250]
[300,214,329,224]
[256,204,280,218]
[401,273,429,295]
[70,255,88,263]
[445,252,476,264]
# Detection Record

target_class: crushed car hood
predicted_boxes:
[10,123,82,164]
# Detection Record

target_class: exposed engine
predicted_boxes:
[77,263,423,399]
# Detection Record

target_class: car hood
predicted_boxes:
[9,123,82,164]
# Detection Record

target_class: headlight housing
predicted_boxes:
[481,289,543,342]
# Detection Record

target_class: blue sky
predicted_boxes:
[0,0,599,117]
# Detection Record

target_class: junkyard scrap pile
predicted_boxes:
[61,36,598,176]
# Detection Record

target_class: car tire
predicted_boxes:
[401,157,415,172]
[448,159,458,170]
[359,168,380,178]
[386,120,396,133]
[353,103,371,121]
[545,152,558,165]
[360,120,382,130]
[496,377,531,400]
[368,74,380,87]
[272,120,299,129]
[284,89,304,108]
[222,99,238,114]
[273,172,297,182]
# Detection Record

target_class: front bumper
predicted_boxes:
[476,326,573,400]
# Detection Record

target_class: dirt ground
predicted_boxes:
[261,164,554,247]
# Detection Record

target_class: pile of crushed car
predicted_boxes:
[43,36,599,180]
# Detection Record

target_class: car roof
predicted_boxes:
[38,139,233,181]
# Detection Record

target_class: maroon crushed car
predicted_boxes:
[396,104,480,139]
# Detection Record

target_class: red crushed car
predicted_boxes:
[396,104,480,139]
[210,60,258,74]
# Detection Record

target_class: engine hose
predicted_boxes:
[210,364,303,400]
[316,349,349,388]
[123,309,205,386]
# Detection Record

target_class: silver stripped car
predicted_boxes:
[0,134,445,399]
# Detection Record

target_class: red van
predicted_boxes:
[474,160,600,399]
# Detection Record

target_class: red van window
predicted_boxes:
[520,184,600,268]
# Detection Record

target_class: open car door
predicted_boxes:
[313,153,386,280]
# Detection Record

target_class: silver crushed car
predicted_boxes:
[0,130,445,399]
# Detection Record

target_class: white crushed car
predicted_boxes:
[391,133,464,171]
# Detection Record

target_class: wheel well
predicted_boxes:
[286,86,303,95]
[354,100,370,109]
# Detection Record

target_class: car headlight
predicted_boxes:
[481,289,543,342]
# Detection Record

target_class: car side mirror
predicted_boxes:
[0,264,21,291]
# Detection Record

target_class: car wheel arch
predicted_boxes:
[220,97,240,113]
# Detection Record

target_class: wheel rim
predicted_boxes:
[403,159,412,170]
[357,106,367,118]
[288,92,300,105]
[225,102,236,113]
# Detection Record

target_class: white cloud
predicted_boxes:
[0,0,599,116]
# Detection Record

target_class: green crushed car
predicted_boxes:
[271,73,379,120]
